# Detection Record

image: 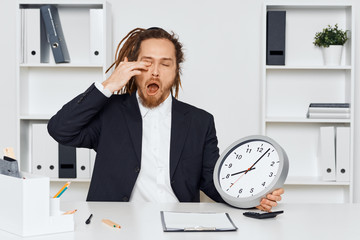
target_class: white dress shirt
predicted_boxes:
[130,91,179,202]
[95,82,179,202]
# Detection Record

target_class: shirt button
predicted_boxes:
[135,167,140,173]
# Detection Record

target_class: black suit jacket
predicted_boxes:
[48,84,224,202]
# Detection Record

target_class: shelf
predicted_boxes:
[285,176,350,186]
[20,63,104,68]
[50,178,91,183]
[20,115,52,120]
[267,4,351,9]
[263,3,354,203]
[265,117,351,123]
[266,65,351,70]
[16,1,111,186]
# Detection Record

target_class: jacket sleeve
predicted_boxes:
[47,83,109,150]
[200,115,225,203]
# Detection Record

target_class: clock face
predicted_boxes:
[218,140,280,199]
[214,135,289,208]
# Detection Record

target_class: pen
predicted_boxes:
[63,209,77,215]
[86,214,93,224]
[53,182,71,198]
[102,219,121,229]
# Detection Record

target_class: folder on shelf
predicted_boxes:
[90,9,103,64]
[40,5,70,63]
[90,149,96,177]
[58,144,77,178]
[76,148,90,179]
[266,11,286,65]
[0,172,74,236]
[318,126,336,181]
[336,127,350,182]
[32,123,58,178]
[160,211,237,232]
[40,9,51,63]
[23,8,41,64]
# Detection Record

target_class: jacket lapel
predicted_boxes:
[122,93,142,164]
[170,97,191,179]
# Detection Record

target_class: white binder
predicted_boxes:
[0,172,74,236]
[90,9,103,64]
[76,148,90,178]
[90,149,96,177]
[335,127,350,182]
[32,123,58,178]
[24,8,41,64]
[318,126,336,181]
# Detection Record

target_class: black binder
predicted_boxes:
[266,11,286,65]
[40,5,70,63]
[58,144,76,178]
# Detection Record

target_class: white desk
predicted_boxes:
[0,202,359,240]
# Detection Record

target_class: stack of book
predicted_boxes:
[306,103,350,119]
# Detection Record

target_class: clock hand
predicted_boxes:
[231,167,255,176]
[229,148,270,189]
[244,148,270,174]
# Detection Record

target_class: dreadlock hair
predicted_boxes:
[105,27,184,99]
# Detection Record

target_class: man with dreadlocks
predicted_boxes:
[48,27,283,212]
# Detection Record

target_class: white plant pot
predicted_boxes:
[322,45,343,66]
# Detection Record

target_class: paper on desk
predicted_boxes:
[160,211,237,232]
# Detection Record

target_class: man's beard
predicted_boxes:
[137,78,173,109]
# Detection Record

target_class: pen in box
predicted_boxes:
[53,182,71,198]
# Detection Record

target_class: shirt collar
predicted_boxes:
[136,91,172,118]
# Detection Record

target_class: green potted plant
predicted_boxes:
[313,24,349,66]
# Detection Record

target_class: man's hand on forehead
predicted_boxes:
[102,57,151,94]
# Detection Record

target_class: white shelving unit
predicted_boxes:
[16,0,112,184]
[262,3,354,203]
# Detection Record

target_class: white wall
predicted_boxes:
[1,0,359,203]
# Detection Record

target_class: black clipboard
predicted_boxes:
[160,211,238,232]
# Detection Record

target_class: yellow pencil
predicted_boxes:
[53,182,71,198]
[102,219,121,229]
[63,209,77,215]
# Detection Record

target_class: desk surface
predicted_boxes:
[1,202,359,240]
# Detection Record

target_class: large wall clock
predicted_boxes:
[213,135,289,208]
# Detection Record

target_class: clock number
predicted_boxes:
[239,188,243,194]
[234,152,242,160]
[257,146,263,153]
[226,174,230,179]
[267,149,274,157]
[228,163,232,168]
[246,147,252,153]
[269,172,273,177]
[250,188,254,193]
[270,161,275,167]
[262,182,266,187]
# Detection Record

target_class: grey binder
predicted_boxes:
[266,11,286,65]
[40,5,70,63]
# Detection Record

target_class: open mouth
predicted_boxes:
[146,82,160,96]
